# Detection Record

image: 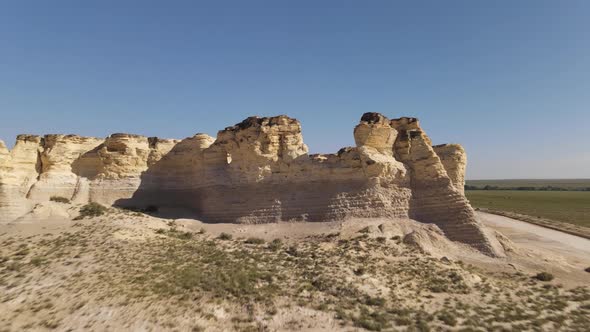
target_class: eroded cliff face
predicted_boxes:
[28,135,105,203]
[0,135,42,220]
[391,119,501,254]
[433,144,467,194]
[0,113,503,256]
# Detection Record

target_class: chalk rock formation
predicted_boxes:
[186,115,412,224]
[391,118,500,254]
[28,135,104,202]
[0,135,43,220]
[433,144,467,194]
[0,113,503,257]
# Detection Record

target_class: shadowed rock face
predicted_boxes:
[0,113,503,256]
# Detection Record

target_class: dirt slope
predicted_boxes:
[0,208,588,331]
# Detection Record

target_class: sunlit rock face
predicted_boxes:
[391,118,502,255]
[433,144,467,194]
[0,135,43,220]
[27,135,105,203]
[0,113,503,257]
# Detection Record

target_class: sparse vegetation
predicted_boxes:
[286,245,299,256]
[49,196,70,203]
[169,229,193,240]
[465,179,590,191]
[534,272,555,282]
[29,257,46,266]
[353,267,365,276]
[352,308,389,331]
[244,237,265,245]
[268,238,282,251]
[155,228,194,240]
[76,202,107,219]
[466,190,590,228]
[218,232,232,240]
[1,218,588,331]
[437,310,457,326]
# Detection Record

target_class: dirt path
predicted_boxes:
[477,211,590,260]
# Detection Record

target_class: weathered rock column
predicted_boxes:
[0,135,43,221]
[391,117,504,257]
[433,144,467,194]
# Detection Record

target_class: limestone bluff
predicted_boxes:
[0,113,504,257]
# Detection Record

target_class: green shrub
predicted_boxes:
[359,226,370,234]
[364,296,386,307]
[175,231,193,240]
[534,272,554,282]
[352,308,389,331]
[156,228,193,240]
[268,239,282,251]
[437,311,457,326]
[218,232,232,240]
[334,308,348,320]
[394,316,412,326]
[286,246,299,257]
[244,237,265,245]
[77,202,107,219]
[50,196,70,204]
[30,257,46,266]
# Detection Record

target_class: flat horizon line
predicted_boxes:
[466,178,590,181]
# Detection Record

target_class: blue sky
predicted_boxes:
[1,1,589,179]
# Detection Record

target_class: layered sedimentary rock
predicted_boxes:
[0,135,43,220]
[28,135,104,203]
[0,113,503,256]
[391,118,500,254]
[189,115,412,224]
[433,144,467,194]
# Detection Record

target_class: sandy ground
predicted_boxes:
[0,205,589,331]
[466,211,590,288]
[478,211,590,255]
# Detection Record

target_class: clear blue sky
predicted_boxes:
[1,1,589,179]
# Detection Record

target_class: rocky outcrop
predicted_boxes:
[0,135,43,220]
[184,115,413,224]
[0,113,503,257]
[433,144,467,194]
[28,135,104,202]
[391,118,502,254]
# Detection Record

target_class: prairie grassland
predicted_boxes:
[466,190,590,229]
[465,179,590,191]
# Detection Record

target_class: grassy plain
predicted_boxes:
[465,179,590,190]
[466,190,590,229]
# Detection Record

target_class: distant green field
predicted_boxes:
[466,190,590,228]
[465,179,590,191]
